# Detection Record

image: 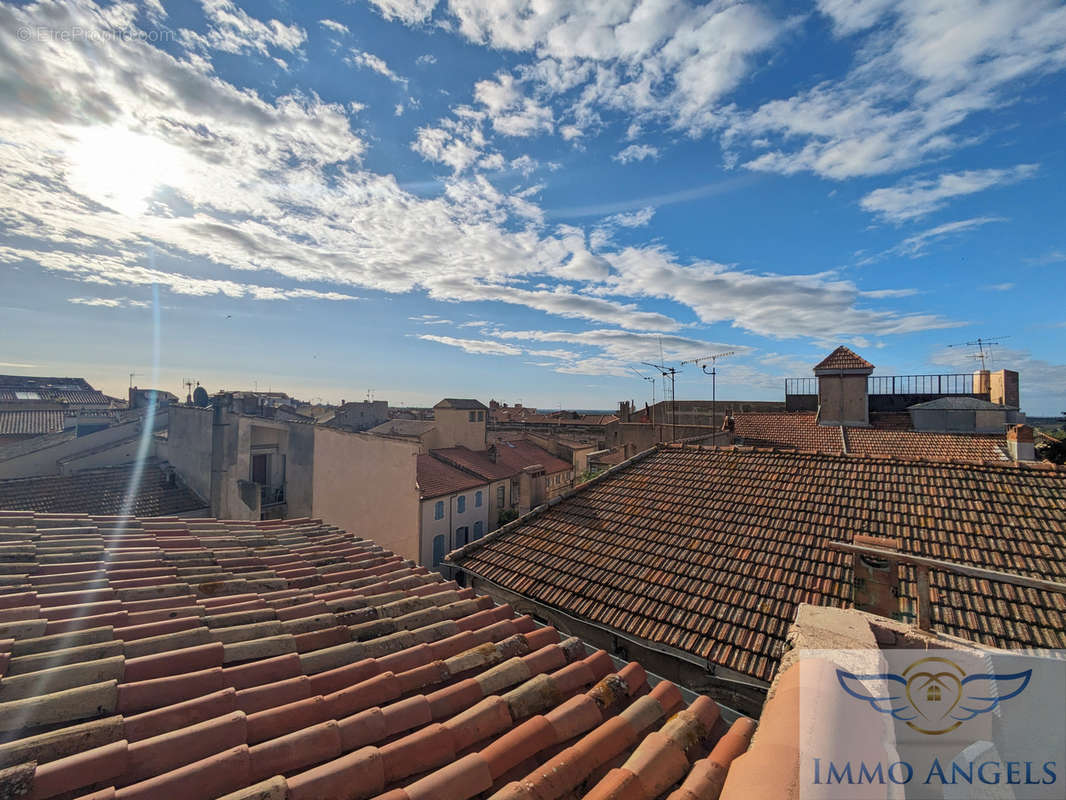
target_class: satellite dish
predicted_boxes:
[193,386,210,407]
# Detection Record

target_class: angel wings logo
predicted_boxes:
[837,656,1032,735]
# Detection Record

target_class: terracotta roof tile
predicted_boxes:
[417,455,487,499]
[734,412,1009,460]
[813,346,874,371]
[0,464,207,516]
[451,446,1066,683]
[430,446,516,482]
[0,512,742,800]
[491,439,572,475]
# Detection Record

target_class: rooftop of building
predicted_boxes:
[908,395,1012,410]
[430,445,517,482]
[0,512,752,800]
[416,453,487,499]
[732,411,1011,460]
[0,463,207,517]
[367,419,437,438]
[450,444,1066,684]
[812,346,875,372]
[434,398,489,411]
[0,409,67,438]
[0,375,111,406]
[491,438,573,475]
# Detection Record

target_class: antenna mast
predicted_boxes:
[947,336,1009,371]
[641,358,680,443]
[679,351,735,449]
[629,367,656,425]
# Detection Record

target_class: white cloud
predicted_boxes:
[613,144,659,164]
[365,0,439,24]
[0,1,962,346]
[347,49,408,85]
[982,283,1015,292]
[318,19,349,35]
[604,207,655,228]
[199,0,306,57]
[599,246,961,339]
[418,335,522,356]
[861,164,1039,222]
[894,216,1006,257]
[416,53,437,65]
[729,1,1066,179]
[69,296,149,308]
[474,74,553,137]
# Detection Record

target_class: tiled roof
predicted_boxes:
[434,398,489,410]
[450,446,1066,683]
[367,419,436,438]
[733,412,1010,460]
[843,426,1009,459]
[431,446,516,482]
[813,346,874,371]
[0,429,79,462]
[0,513,751,800]
[417,454,487,499]
[493,439,573,475]
[0,409,66,437]
[733,413,843,451]
[0,464,207,517]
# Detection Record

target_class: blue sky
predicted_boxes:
[1,0,1064,413]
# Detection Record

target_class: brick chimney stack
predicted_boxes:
[990,369,1020,408]
[1006,424,1035,461]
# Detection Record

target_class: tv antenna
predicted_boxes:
[640,357,680,442]
[366,389,375,402]
[128,371,140,389]
[679,351,735,448]
[947,336,1008,371]
[629,367,656,424]
[183,378,195,404]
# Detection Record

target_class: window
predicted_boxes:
[468,411,476,421]
[473,521,483,540]
[457,495,466,513]
[497,485,505,506]
[477,411,484,421]
[434,500,444,520]
[456,526,469,547]
[475,490,483,508]
[432,535,445,566]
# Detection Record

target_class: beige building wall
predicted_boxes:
[990,369,1020,408]
[312,427,422,562]
[420,485,490,567]
[433,408,486,450]
[817,373,869,426]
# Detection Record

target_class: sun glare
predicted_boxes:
[66,126,184,216]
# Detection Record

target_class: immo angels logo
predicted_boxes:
[837,656,1032,735]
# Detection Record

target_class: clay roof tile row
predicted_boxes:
[451,446,1066,683]
[0,511,749,800]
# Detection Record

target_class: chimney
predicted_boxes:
[488,444,498,463]
[990,369,1020,408]
[850,535,901,621]
[1006,424,1035,461]
[973,369,991,397]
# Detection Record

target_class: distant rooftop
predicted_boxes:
[416,453,486,498]
[366,419,436,438]
[0,463,206,516]
[433,398,488,410]
[813,345,875,372]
